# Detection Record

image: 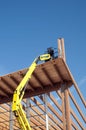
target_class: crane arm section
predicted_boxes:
[12,54,51,130]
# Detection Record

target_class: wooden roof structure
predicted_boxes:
[0,38,85,130]
[0,57,73,104]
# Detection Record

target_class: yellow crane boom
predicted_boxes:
[12,54,51,130]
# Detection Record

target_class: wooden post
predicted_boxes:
[61,38,66,61]
[61,87,66,130]
[64,88,71,130]
[57,38,71,130]
[58,38,62,57]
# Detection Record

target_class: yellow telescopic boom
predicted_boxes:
[12,54,51,130]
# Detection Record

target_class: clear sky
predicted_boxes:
[0,0,86,126]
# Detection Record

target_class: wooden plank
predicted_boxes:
[69,90,85,122]
[70,108,85,129]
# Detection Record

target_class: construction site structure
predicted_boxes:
[0,38,85,130]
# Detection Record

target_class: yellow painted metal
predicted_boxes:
[40,54,50,61]
[12,54,51,130]
[15,104,31,130]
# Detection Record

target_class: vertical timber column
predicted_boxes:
[64,87,71,130]
[58,38,71,130]
[44,93,49,130]
[58,38,66,130]
[9,103,13,130]
[61,38,66,61]
[26,98,31,123]
[61,86,66,130]
[58,38,62,57]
